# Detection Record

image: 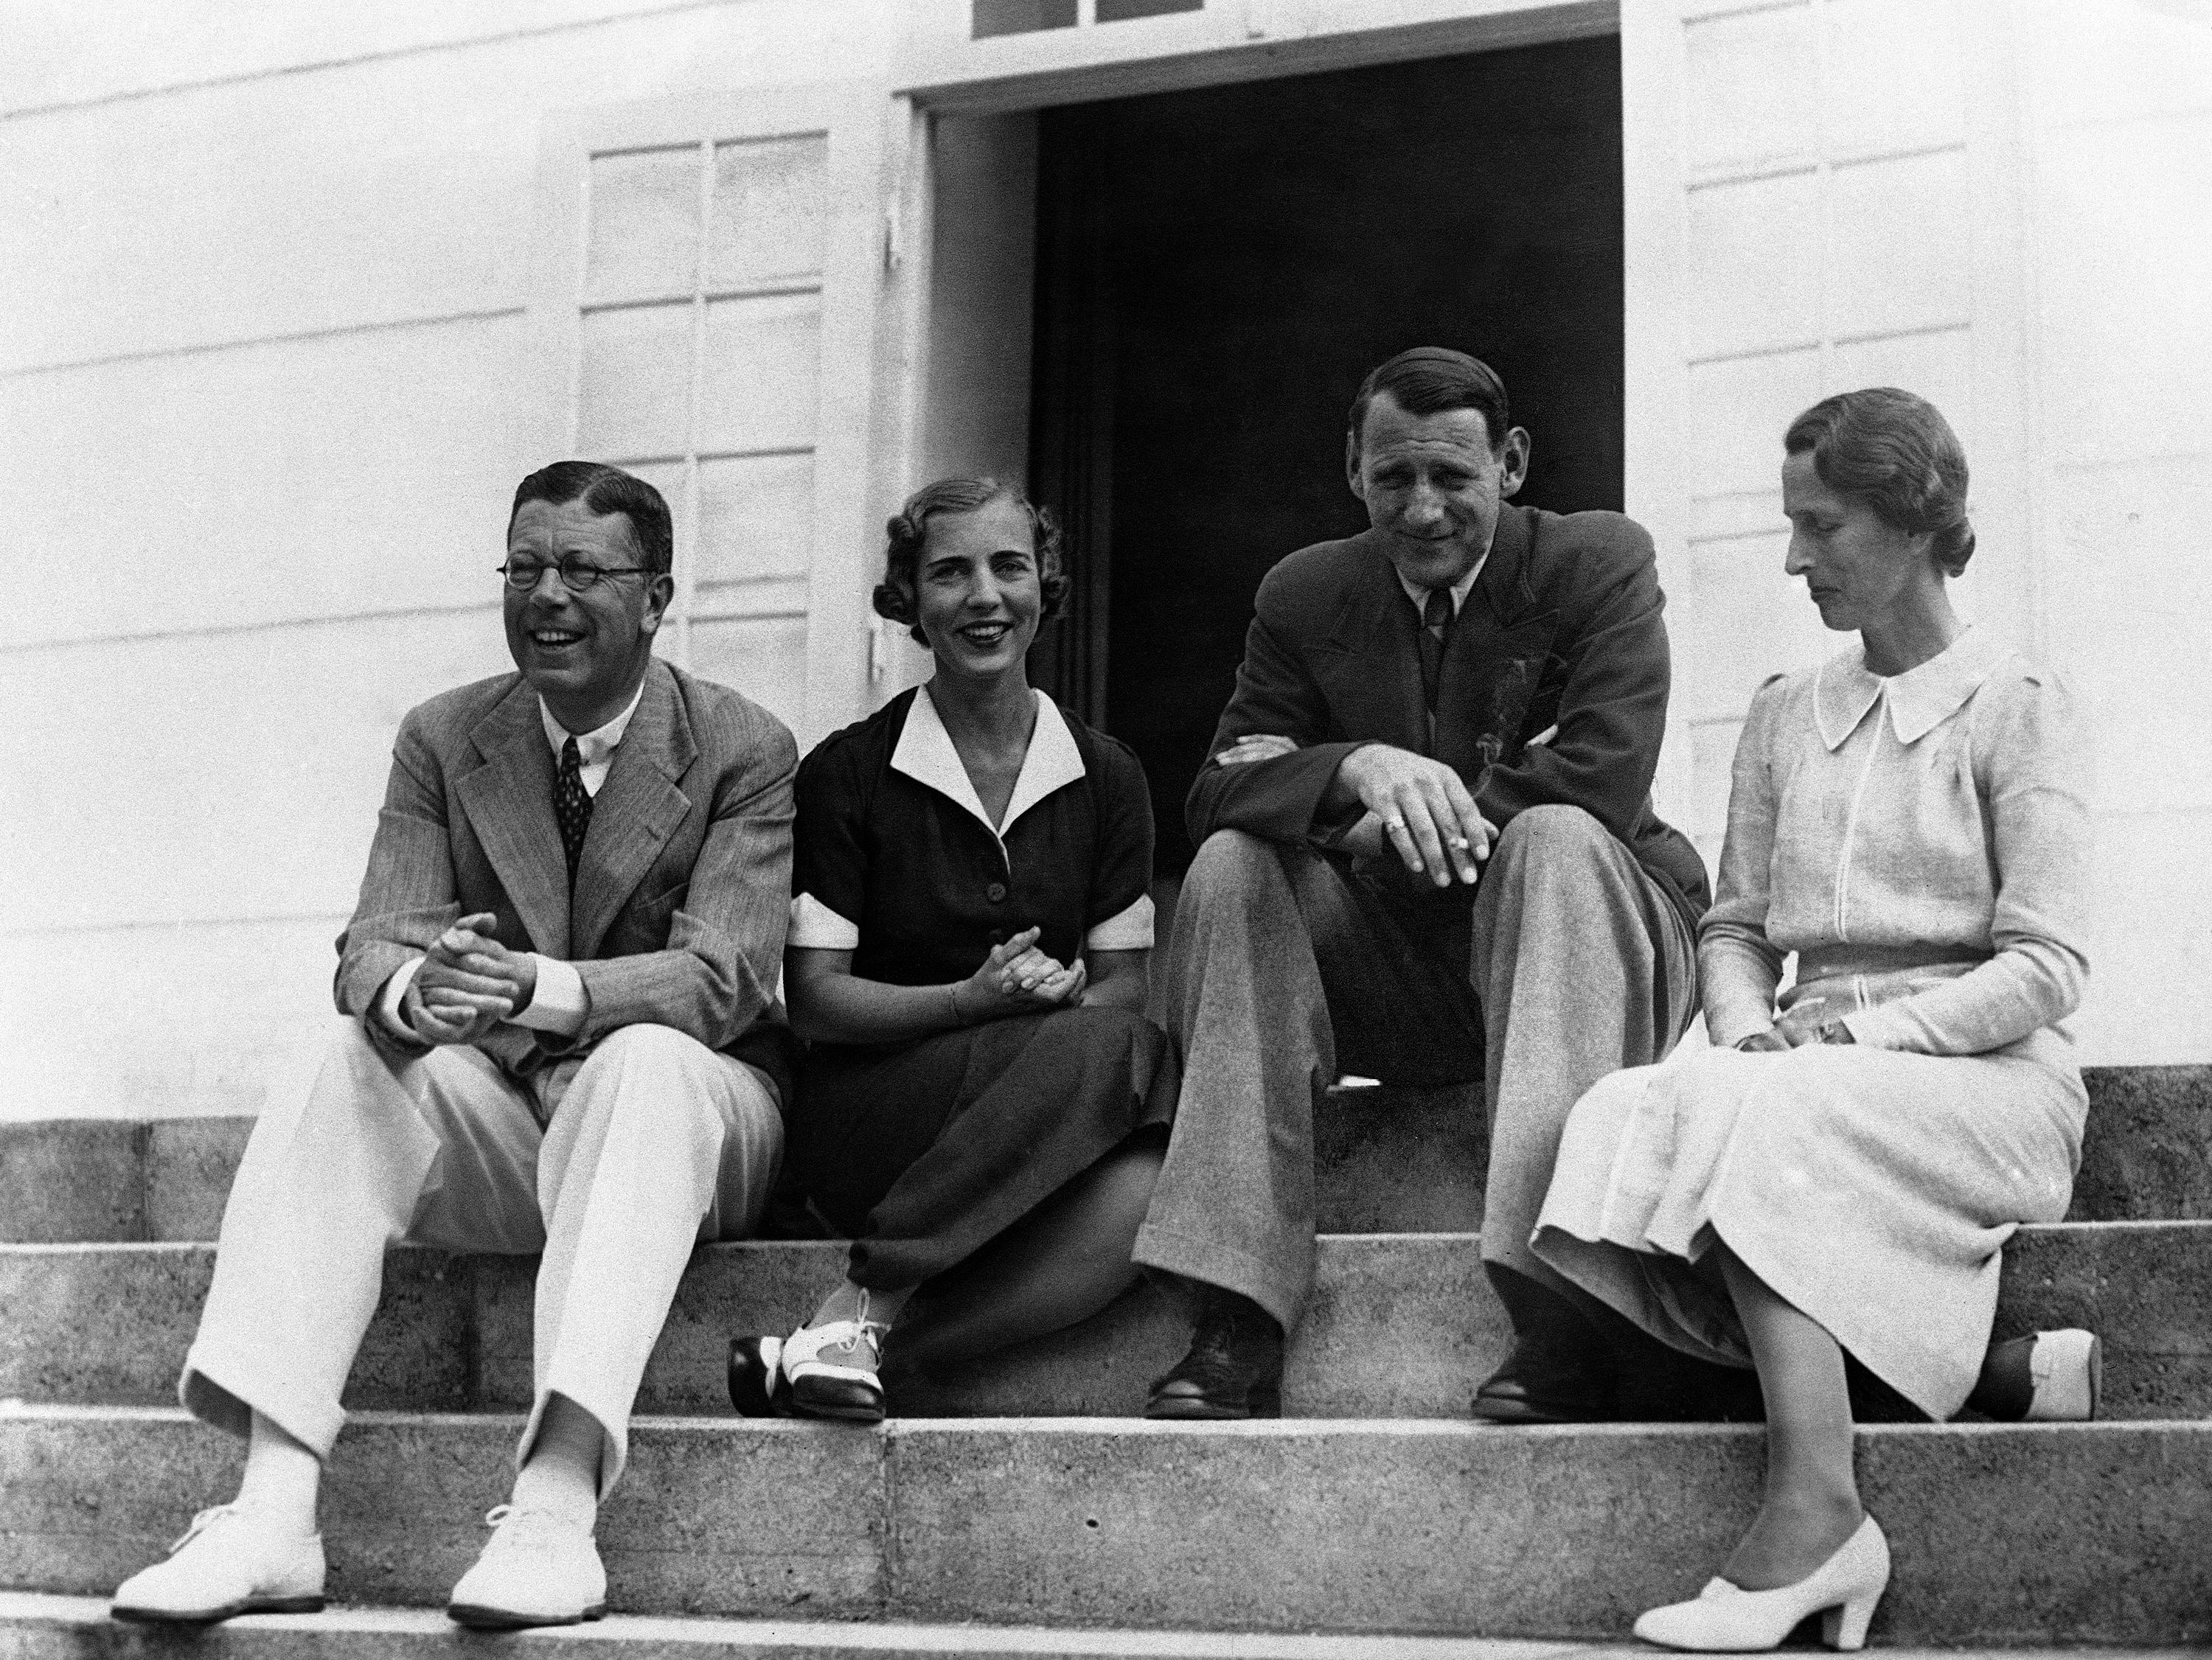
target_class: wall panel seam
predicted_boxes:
[1,912,352,941]
[0,601,503,658]
[0,0,747,124]
[1,306,525,384]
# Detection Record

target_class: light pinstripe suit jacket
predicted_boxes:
[333,658,800,1093]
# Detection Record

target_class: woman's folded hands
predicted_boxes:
[955,927,1088,1022]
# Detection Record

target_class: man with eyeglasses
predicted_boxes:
[111,462,797,1631]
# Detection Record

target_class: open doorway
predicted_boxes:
[1025,33,1624,874]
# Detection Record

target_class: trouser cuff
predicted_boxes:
[1133,1222,1308,1334]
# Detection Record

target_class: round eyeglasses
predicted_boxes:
[497,557,650,593]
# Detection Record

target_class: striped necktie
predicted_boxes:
[1416,585,1455,709]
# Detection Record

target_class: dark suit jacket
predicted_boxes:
[1186,505,1709,932]
[333,658,800,1095]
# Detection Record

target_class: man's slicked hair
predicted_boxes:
[1348,347,1512,456]
[508,461,675,578]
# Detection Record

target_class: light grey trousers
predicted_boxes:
[181,1020,782,1496]
[1133,804,1697,1332]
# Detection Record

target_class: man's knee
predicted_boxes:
[580,1023,720,1109]
[577,1023,758,1135]
[588,1021,712,1068]
[1184,829,1286,908]
[1493,803,1611,869]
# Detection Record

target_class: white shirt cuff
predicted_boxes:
[509,953,587,1034]
[1085,893,1155,952]
[375,957,424,1040]
[789,892,861,950]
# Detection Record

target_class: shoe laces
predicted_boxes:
[801,1288,891,1368]
[479,1504,590,1546]
[167,1504,240,1557]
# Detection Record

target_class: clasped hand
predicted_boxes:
[956,926,1085,1022]
[1735,1007,1838,1052]
[403,912,538,1046]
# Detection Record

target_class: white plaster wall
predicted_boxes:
[0,0,900,1119]
[3,0,2206,1122]
[1646,0,2212,1065]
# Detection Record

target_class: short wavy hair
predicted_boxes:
[872,477,1068,646]
[1348,346,1512,456]
[507,461,675,578]
[1784,388,1975,577]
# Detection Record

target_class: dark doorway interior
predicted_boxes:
[1026,34,1624,875]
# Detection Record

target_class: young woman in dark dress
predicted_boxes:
[728,477,1177,1421]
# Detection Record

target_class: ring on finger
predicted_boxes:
[1384,816,1406,832]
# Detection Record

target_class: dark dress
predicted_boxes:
[787,684,1178,1289]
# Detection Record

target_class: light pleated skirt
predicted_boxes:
[1531,1029,2084,1418]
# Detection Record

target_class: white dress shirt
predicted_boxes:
[376,680,647,1041]
[1395,554,1485,622]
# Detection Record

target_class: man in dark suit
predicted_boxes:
[112,463,797,1631]
[1134,348,1709,1422]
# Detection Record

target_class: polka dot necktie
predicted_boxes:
[554,737,592,882]
[1415,585,1455,709]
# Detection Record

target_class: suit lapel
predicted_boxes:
[1321,534,1428,753]
[570,661,694,960]
[455,680,571,956]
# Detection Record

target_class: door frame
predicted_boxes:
[869,0,1644,738]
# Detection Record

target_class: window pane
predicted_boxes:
[1096,0,1201,18]
[606,458,691,574]
[577,303,694,458]
[973,0,1076,38]
[585,147,700,302]
[698,293,821,453]
[697,453,813,585]
[689,616,810,736]
[707,136,830,290]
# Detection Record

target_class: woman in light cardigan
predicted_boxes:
[1531,388,2097,1651]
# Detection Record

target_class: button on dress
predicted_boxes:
[1533,629,2091,1418]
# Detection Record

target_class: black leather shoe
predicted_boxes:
[1145,1286,1284,1420]
[1471,1331,1615,1423]
[727,1335,794,1417]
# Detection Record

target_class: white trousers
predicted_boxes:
[181,1020,782,1496]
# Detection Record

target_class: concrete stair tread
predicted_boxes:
[8,1222,2210,1420]
[6,1595,2190,1660]
[6,1406,2210,1642]
[7,1064,2208,1244]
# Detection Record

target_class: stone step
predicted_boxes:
[5,1223,2207,1422]
[2,1595,2183,1660]
[4,1066,2205,1246]
[4,1406,2210,1644]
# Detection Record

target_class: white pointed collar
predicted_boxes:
[1814,626,2013,750]
[892,683,1087,847]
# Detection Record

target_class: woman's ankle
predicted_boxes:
[1725,1488,1865,1589]
[807,1280,913,1331]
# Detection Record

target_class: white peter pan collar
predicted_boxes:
[892,683,1086,849]
[1813,626,2012,751]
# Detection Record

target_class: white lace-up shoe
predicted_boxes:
[447,1504,606,1630]
[110,1504,326,1624]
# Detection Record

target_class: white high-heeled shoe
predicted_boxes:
[2023,1329,2101,1421]
[1633,1514,1890,1652]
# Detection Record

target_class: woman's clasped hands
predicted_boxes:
[953,925,1087,1022]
